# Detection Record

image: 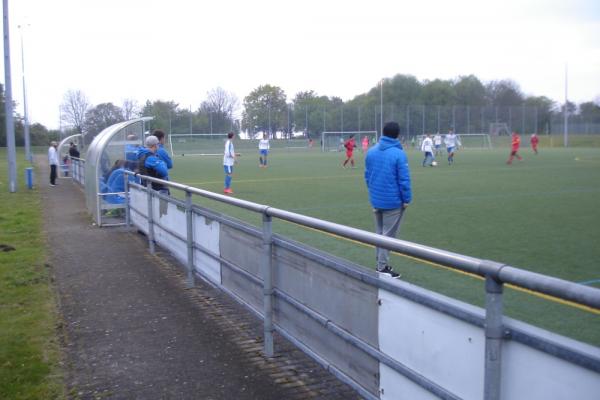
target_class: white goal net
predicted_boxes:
[168,133,228,156]
[321,131,378,152]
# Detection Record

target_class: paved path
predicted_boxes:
[39,158,360,400]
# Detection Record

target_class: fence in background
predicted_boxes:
[121,172,600,400]
[165,104,600,139]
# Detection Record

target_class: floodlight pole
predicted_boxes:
[3,0,17,192]
[18,24,31,163]
[380,78,383,140]
[563,63,568,147]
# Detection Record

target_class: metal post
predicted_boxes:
[18,24,31,163]
[406,105,410,139]
[124,174,130,227]
[452,105,456,131]
[184,191,195,288]
[521,105,525,135]
[262,212,274,357]
[340,105,344,133]
[358,106,361,135]
[380,79,383,134]
[484,275,504,400]
[437,105,440,133]
[189,105,192,135]
[146,180,155,254]
[3,0,17,193]
[534,107,538,134]
[467,106,470,134]
[564,64,568,147]
[422,105,425,135]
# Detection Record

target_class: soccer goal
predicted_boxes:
[489,122,511,136]
[168,133,228,156]
[321,131,378,152]
[457,133,492,149]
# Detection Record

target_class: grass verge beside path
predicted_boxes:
[0,151,64,399]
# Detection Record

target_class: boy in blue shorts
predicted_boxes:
[258,133,270,168]
[223,132,237,194]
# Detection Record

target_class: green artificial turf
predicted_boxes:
[169,143,600,346]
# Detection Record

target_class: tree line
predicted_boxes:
[1,74,599,146]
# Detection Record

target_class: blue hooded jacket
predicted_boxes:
[157,144,173,169]
[364,136,412,210]
[136,147,169,179]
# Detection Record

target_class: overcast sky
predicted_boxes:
[3,0,599,129]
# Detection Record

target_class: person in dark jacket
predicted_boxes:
[364,121,412,277]
[137,135,169,194]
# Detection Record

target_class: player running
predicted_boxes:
[530,133,539,155]
[507,131,523,164]
[342,134,357,168]
[421,134,435,167]
[444,129,459,165]
[433,132,442,156]
[361,136,369,153]
[258,133,270,168]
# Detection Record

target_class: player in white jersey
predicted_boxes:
[444,129,459,165]
[421,134,435,167]
[223,132,237,194]
[433,132,442,156]
[258,133,270,168]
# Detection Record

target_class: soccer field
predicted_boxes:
[169,145,600,346]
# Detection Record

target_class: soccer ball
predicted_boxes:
[431,161,438,167]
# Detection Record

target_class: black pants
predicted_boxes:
[50,165,57,185]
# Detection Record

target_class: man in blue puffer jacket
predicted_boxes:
[136,135,170,194]
[364,121,412,277]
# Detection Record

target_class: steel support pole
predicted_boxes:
[146,181,155,254]
[262,213,274,357]
[3,0,17,193]
[484,275,504,400]
[124,174,130,227]
[185,191,195,288]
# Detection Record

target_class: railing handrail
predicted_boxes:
[125,171,600,310]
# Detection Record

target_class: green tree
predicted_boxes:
[83,103,125,143]
[524,96,555,134]
[578,101,600,123]
[421,79,456,106]
[242,84,287,137]
[454,75,486,106]
[292,91,336,137]
[485,80,524,106]
[141,100,179,133]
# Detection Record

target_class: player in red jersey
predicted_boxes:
[506,131,523,164]
[342,134,357,168]
[530,133,539,155]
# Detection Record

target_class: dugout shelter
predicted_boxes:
[84,117,153,226]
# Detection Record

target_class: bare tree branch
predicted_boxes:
[60,90,90,133]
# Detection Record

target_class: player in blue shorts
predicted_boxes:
[444,129,459,165]
[223,132,237,194]
[258,133,270,168]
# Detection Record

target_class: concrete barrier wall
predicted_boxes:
[128,184,600,400]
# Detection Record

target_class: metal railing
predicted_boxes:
[122,171,600,400]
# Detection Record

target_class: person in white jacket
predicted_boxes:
[421,134,435,167]
[48,141,59,186]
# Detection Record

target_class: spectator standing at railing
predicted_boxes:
[48,141,59,186]
[364,121,412,278]
[152,129,173,171]
[68,142,80,159]
[223,132,237,194]
[137,135,170,195]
